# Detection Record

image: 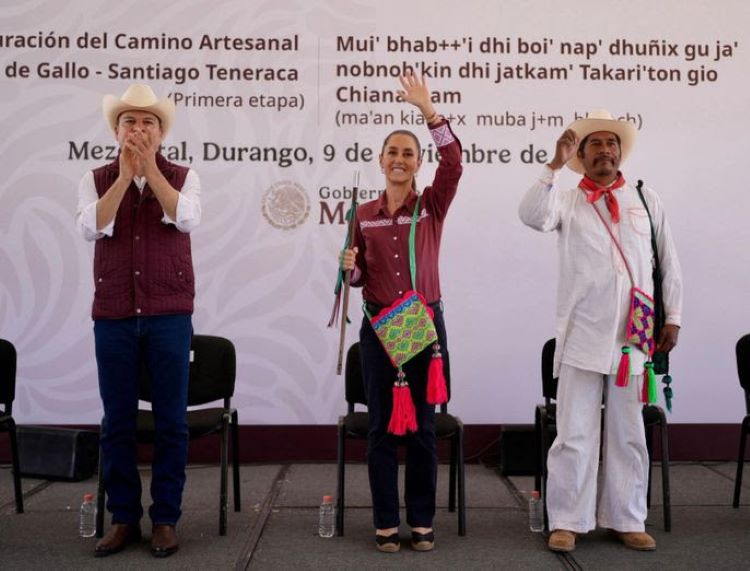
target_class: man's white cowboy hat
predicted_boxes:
[566,109,636,174]
[102,84,175,136]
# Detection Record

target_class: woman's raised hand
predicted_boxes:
[397,72,436,119]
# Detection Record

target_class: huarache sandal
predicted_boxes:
[375,532,400,553]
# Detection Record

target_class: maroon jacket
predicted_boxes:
[91,154,194,319]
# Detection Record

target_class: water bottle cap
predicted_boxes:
[322,495,333,503]
[83,493,94,502]
[531,490,540,499]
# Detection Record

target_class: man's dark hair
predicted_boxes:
[578,132,621,155]
[117,110,163,128]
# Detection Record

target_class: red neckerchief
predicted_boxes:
[578,172,626,224]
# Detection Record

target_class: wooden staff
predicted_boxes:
[336,171,360,375]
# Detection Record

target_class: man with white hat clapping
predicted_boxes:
[76,83,201,558]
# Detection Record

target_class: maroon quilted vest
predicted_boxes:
[91,153,194,319]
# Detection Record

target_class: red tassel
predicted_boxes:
[615,346,631,387]
[427,344,448,405]
[387,371,418,436]
[641,367,650,403]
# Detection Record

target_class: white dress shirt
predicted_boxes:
[75,169,201,241]
[519,166,683,377]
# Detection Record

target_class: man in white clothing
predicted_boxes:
[519,110,683,553]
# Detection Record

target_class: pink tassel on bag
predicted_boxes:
[426,344,448,405]
[616,346,631,387]
[388,370,418,436]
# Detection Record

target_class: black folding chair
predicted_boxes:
[534,338,671,531]
[336,342,465,536]
[0,339,23,513]
[96,334,240,536]
[732,334,750,507]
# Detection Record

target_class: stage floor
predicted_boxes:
[1,461,748,569]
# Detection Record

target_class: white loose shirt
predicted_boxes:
[75,169,201,241]
[519,166,683,377]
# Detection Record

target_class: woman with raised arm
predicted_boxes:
[339,72,463,553]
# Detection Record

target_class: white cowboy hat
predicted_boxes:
[102,84,175,136]
[565,109,637,174]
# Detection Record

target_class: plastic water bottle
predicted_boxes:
[318,495,335,538]
[79,493,97,538]
[529,490,543,532]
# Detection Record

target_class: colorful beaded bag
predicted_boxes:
[369,290,438,369]
[589,194,659,404]
[363,196,448,435]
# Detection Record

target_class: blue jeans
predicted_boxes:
[359,304,448,530]
[94,314,192,526]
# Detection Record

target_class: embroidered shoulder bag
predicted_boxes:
[363,196,448,435]
[589,199,659,405]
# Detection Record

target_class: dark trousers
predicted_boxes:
[94,314,192,526]
[359,304,448,530]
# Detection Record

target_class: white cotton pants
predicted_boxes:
[546,363,649,533]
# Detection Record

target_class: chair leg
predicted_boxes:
[733,417,750,508]
[448,434,457,513]
[534,408,542,494]
[336,422,345,537]
[457,423,466,536]
[219,416,229,536]
[658,411,672,532]
[231,410,241,512]
[539,415,550,532]
[8,419,23,514]
[645,419,654,509]
[96,447,105,537]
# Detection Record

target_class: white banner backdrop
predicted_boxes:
[1,0,748,425]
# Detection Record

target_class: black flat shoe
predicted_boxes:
[375,532,400,553]
[411,530,435,552]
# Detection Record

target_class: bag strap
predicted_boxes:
[635,180,662,275]
[362,194,422,319]
[587,192,636,286]
[636,180,669,376]
[408,195,421,291]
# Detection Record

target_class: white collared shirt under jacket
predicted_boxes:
[75,170,201,241]
[519,166,683,377]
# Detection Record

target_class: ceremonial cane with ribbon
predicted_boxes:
[635,180,674,412]
[328,172,360,375]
